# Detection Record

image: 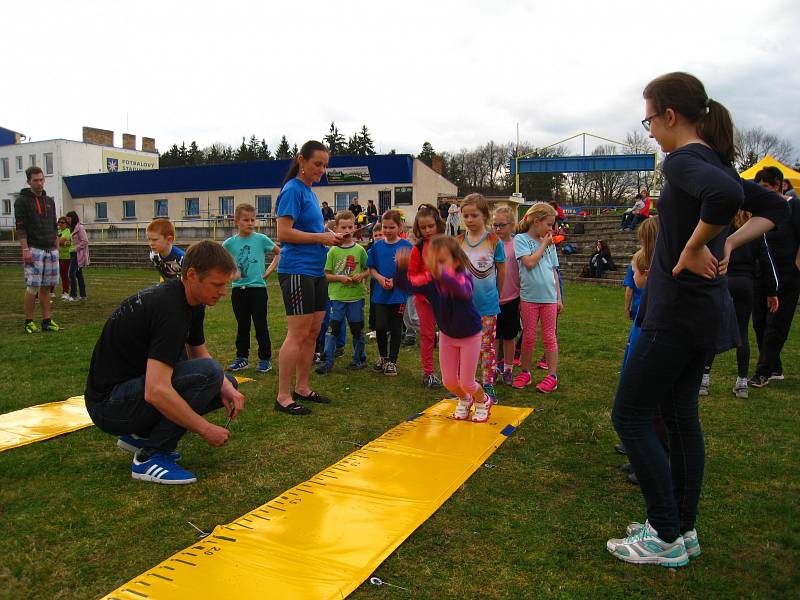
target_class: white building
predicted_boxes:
[0,126,158,227]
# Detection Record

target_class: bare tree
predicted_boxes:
[735,126,795,170]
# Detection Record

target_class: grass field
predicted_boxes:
[0,266,797,599]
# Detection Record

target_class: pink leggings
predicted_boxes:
[520,301,558,353]
[438,331,482,398]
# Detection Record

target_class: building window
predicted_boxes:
[1,158,8,179]
[219,196,234,217]
[15,156,23,172]
[394,186,413,205]
[95,202,108,221]
[154,199,169,218]
[29,154,36,167]
[122,200,137,219]
[334,191,358,212]
[2,199,11,215]
[43,153,54,175]
[185,197,200,218]
[255,195,272,216]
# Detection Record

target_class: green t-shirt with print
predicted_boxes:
[325,243,368,302]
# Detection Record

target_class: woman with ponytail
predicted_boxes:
[606,73,788,567]
[275,141,342,415]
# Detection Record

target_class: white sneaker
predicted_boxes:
[698,373,710,396]
[733,377,748,399]
[60,293,70,300]
[471,393,492,423]
[607,520,689,567]
[453,396,472,420]
[622,521,702,558]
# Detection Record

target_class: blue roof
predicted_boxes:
[64,154,415,199]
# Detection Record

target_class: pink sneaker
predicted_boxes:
[536,374,558,393]
[512,370,531,389]
[537,359,549,370]
[513,357,521,366]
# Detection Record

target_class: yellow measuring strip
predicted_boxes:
[0,377,255,452]
[103,400,533,600]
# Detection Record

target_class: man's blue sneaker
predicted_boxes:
[256,359,272,373]
[227,357,249,371]
[117,435,181,461]
[131,452,196,485]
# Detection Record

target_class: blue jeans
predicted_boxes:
[324,300,366,367]
[86,358,237,454]
[316,300,347,353]
[611,328,706,542]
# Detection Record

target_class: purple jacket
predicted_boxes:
[395,267,481,338]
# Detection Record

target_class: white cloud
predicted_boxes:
[5,0,798,159]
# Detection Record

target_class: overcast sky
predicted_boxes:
[5,0,799,159]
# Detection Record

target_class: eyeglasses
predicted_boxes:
[641,113,661,132]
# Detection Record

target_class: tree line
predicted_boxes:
[158,122,795,205]
[159,123,380,168]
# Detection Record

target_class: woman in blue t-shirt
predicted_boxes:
[275,140,342,415]
[606,72,788,567]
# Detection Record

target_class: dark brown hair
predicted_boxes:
[182,240,236,279]
[26,166,43,181]
[282,140,328,185]
[643,72,736,165]
[754,166,784,188]
[413,203,445,238]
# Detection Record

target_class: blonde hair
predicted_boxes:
[493,206,516,225]
[461,193,490,221]
[334,210,355,225]
[733,210,751,230]
[516,202,556,234]
[633,216,659,273]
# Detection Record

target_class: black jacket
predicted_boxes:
[15,188,57,249]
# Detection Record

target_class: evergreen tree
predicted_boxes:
[247,134,260,157]
[324,122,346,154]
[275,135,292,159]
[417,142,436,166]
[187,141,203,165]
[358,125,375,155]
[257,139,272,160]
[177,142,189,165]
[291,143,298,156]
[346,133,359,155]
[235,137,252,162]
[160,144,181,167]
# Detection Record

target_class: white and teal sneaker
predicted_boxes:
[621,521,701,558]
[607,520,690,567]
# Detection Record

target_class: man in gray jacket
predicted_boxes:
[15,166,60,333]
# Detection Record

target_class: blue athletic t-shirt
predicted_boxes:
[623,263,642,319]
[276,178,327,277]
[367,238,413,305]
[223,232,276,288]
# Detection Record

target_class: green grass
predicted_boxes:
[0,266,797,599]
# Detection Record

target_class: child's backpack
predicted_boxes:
[562,243,579,255]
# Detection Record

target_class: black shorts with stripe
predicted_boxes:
[279,273,328,316]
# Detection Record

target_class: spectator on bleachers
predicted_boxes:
[586,240,616,278]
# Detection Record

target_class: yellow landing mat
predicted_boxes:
[104,400,533,600]
[0,377,255,453]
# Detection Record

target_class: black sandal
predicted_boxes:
[293,390,332,404]
[274,401,311,415]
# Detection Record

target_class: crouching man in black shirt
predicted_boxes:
[84,241,244,485]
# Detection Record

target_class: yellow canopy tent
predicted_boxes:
[740,155,800,189]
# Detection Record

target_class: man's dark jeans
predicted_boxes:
[87,358,236,455]
[612,328,706,543]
